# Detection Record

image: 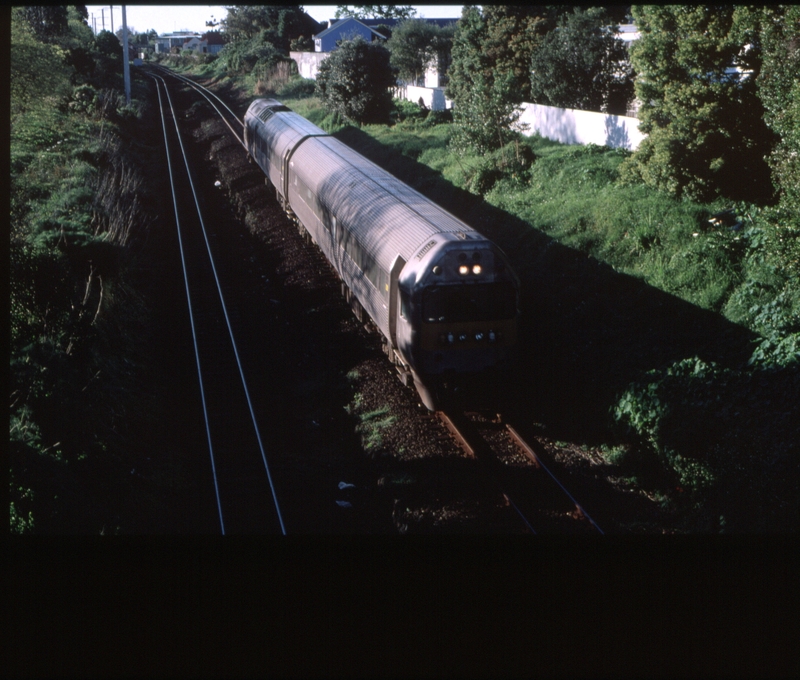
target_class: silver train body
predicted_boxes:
[244,98,519,409]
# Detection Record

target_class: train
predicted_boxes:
[244,98,519,410]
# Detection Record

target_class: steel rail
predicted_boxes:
[155,73,287,535]
[436,411,536,533]
[506,424,605,535]
[152,65,245,148]
[152,64,244,127]
[149,73,226,535]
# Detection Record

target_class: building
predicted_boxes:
[154,31,202,54]
[313,17,388,52]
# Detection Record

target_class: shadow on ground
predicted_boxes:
[334,127,759,444]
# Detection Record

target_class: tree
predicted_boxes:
[529,7,634,114]
[480,5,562,102]
[11,7,71,119]
[450,70,526,155]
[388,18,452,86]
[621,5,775,203]
[334,5,416,21]
[61,5,99,82]
[18,5,70,43]
[315,36,396,125]
[446,6,535,153]
[753,5,800,276]
[221,6,323,51]
[758,5,800,211]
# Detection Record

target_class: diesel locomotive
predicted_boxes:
[244,98,519,410]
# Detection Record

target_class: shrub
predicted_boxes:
[276,76,316,99]
[315,37,396,126]
[220,32,282,75]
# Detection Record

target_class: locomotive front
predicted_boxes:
[395,233,519,408]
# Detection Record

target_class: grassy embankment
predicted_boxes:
[10,68,210,533]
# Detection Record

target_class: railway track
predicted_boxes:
[436,411,604,534]
[149,71,285,534]
[146,65,610,535]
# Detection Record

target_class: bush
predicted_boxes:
[422,109,453,127]
[465,140,536,194]
[390,97,426,124]
[69,84,99,114]
[315,36,396,126]
[276,76,316,100]
[220,32,282,75]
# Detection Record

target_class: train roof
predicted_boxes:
[248,99,491,270]
[245,99,328,159]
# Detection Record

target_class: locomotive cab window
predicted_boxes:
[399,290,411,319]
[422,282,516,323]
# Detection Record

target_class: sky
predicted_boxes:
[84,5,465,36]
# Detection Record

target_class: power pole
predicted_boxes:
[101,8,105,32]
[122,5,131,105]
[110,6,114,35]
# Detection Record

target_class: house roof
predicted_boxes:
[314,17,387,41]
[315,16,457,40]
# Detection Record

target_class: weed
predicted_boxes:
[356,406,396,452]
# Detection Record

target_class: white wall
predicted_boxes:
[398,85,453,111]
[517,102,646,151]
[290,51,330,81]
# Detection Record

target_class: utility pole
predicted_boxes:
[101,8,105,32]
[110,6,114,35]
[122,5,131,105]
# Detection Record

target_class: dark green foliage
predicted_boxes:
[10,18,161,531]
[315,36,396,125]
[450,69,526,155]
[758,5,800,228]
[220,32,283,75]
[529,7,634,114]
[612,354,799,527]
[69,84,98,114]
[621,6,776,203]
[447,7,531,154]
[18,5,70,43]
[290,34,314,51]
[390,97,427,124]
[465,141,536,195]
[94,30,122,59]
[334,5,417,21]
[478,5,562,103]
[388,18,453,86]
[222,6,324,51]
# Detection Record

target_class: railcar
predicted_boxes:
[244,98,519,410]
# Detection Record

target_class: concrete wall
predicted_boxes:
[393,85,453,111]
[290,51,330,81]
[517,102,645,151]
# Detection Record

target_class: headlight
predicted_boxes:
[472,264,482,275]
[458,265,469,275]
